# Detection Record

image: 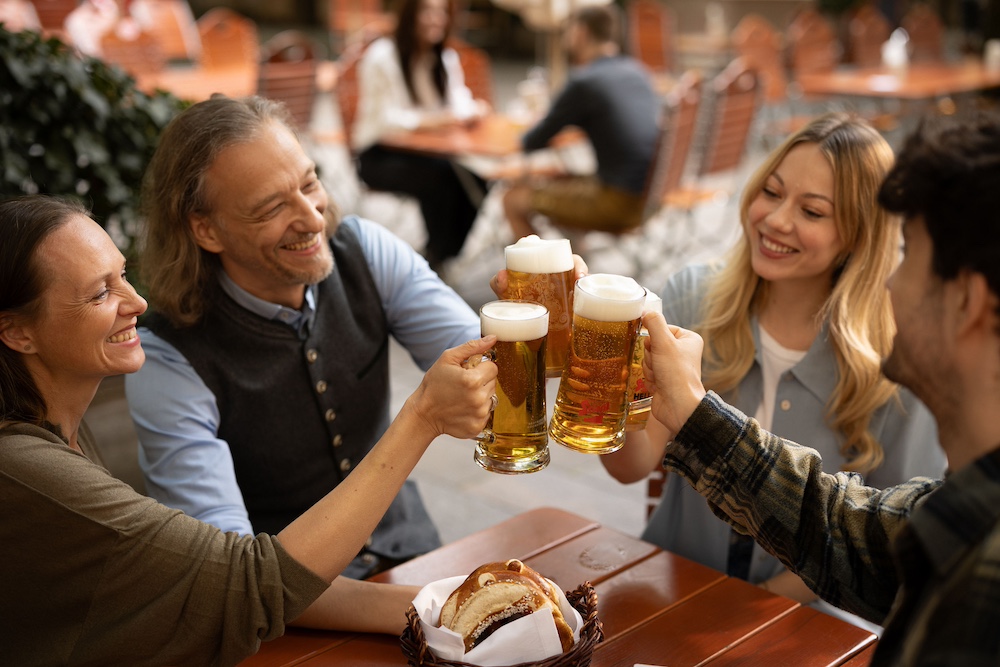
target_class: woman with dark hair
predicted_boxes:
[0,195,497,665]
[352,0,488,271]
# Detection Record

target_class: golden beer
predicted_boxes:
[550,274,646,454]
[504,236,575,377]
[626,290,662,431]
[475,300,550,474]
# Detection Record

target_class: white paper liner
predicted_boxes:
[413,575,585,666]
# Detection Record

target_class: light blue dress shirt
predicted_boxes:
[125,216,481,535]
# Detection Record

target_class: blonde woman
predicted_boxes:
[602,113,945,630]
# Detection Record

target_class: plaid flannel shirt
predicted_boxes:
[665,392,1000,665]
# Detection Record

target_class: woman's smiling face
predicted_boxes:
[746,142,845,290]
[23,214,147,384]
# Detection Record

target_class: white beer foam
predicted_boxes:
[505,235,574,274]
[574,274,646,322]
[481,301,549,341]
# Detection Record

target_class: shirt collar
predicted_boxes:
[752,318,837,404]
[217,270,318,336]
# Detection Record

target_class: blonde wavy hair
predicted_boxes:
[699,113,899,474]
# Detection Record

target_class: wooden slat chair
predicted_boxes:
[98,27,166,78]
[847,3,890,67]
[257,29,319,132]
[196,7,259,72]
[626,0,675,75]
[31,0,76,33]
[128,0,202,64]
[902,3,944,63]
[448,36,493,107]
[327,0,394,52]
[664,57,759,213]
[786,7,841,76]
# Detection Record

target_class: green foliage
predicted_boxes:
[0,26,187,254]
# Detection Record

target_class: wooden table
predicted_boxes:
[795,61,1000,101]
[378,114,528,160]
[240,507,877,666]
[136,65,258,102]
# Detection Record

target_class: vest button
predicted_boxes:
[340,458,352,472]
[332,434,343,448]
[316,380,328,394]
[780,399,791,411]
[306,349,319,363]
[325,408,337,422]
[361,552,377,565]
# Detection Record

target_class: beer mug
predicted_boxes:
[474,300,551,474]
[504,235,575,378]
[549,274,646,454]
[625,290,662,432]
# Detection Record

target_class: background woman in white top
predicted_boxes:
[353,0,487,271]
[602,113,946,632]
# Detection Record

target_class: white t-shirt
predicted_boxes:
[754,325,807,432]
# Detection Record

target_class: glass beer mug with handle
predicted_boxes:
[503,235,575,378]
[625,290,662,431]
[549,274,646,454]
[474,300,551,474]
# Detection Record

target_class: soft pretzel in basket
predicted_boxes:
[438,559,574,653]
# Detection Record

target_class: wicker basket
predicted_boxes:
[400,582,603,667]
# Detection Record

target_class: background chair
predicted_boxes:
[196,7,259,72]
[257,29,320,131]
[730,16,796,148]
[662,57,759,221]
[786,6,841,76]
[30,0,75,36]
[626,0,675,77]
[98,27,166,78]
[326,0,394,52]
[902,3,944,63]
[128,0,201,64]
[846,3,890,67]
[449,36,494,107]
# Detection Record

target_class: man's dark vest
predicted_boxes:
[147,224,440,573]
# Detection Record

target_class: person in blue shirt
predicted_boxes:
[502,4,659,239]
[127,95,487,581]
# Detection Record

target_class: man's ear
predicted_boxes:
[189,214,225,254]
[951,270,998,341]
[0,315,35,354]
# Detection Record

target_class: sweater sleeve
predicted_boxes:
[1,424,329,666]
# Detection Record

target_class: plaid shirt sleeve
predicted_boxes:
[664,392,942,624]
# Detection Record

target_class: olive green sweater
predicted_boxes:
[0,422,329,666]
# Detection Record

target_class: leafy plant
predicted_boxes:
[0,26,187,255]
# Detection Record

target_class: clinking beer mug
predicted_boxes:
[549,274,646,454]
[625,290,662,431]
[504,235,575,378]
[473,300,550,474]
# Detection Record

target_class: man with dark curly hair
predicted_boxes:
[640,110,1000,664]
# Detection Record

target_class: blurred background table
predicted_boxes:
[795,60,1000,101]
[240,507,877,666]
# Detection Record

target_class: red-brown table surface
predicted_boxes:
[240,507,876,667]
[795,60,1000,100]
[136,65,258,102]
[377,114,526,159]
